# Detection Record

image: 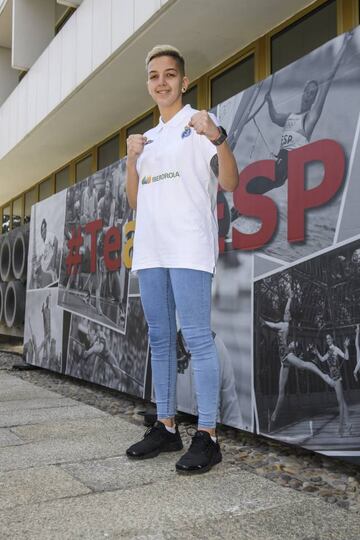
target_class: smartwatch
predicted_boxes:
[210,126,227,146]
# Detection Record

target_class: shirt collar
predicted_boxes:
[154,104,192,133]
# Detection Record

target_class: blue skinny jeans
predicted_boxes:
[138,268,220,429]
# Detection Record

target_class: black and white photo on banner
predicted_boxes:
[27,190,66,290]
[214,29,360,263]
[254,235,360,456]
[66,297,149,398]
[24,288,64,373]
[58,159,132,334]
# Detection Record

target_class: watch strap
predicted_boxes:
[211,126,227,146]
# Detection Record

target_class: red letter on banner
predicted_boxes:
[104,227,121,271]
[287,139,346,242]
[85,219,103,273]
[232,160,278,250]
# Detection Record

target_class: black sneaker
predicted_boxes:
[126,421,183,460]
[175,430,222,474]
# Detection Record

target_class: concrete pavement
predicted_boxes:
[0,369,359,539]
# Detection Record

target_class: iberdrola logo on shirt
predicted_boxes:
[141,171,180,185]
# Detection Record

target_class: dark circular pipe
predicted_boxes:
[12,231,28,280]
[4,280,25,327]
[0,282,7,323]
[0,236,13,282]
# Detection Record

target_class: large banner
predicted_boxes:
[24,28,360,461]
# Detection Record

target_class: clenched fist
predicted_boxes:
[127,134,147,164]
[188,110,220,141]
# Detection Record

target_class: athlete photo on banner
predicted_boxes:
[23,288,64,373]
[147,314,245,428]
[176,326,244,429]
[129,272,140,296]
[27,190,66,290]
[66,297,149,398]
[211,251,253,430]
[214,29,360,263]
[58,159,132,334]
[254,236,360,457]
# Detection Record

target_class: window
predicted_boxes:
[210,55,255,107]
[39,178,53,201]
[55,167,71,193]
[126,113,154,137]
[97,135,119,170]
[24,187,38,223]
[183,86,198,109]
[271,0,337,72]
[2,206,10,233]
[12,197,23,228]
[75,155,93,183]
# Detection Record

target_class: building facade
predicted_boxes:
[0,0,359,230]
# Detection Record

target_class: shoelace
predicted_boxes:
[186,429,211,454]
[143,422,163,439]
[185,426,197,438]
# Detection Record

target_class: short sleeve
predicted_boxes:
[135,126,155,176]
[198,112,220,165]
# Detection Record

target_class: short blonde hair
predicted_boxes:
[145,45,185,75]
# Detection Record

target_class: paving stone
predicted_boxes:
[0,470,310,540]
[0,421,143,472]
[0,397,78,412]
[0,428,24,447]
[61,452,188,492]
[0,466,91,510]
[0,403,106,429]
[0,374,62,399]
[11,416,132,443]
[156,497,360,540]
[0,386,67,402]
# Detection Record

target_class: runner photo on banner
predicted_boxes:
[58,159,132,334]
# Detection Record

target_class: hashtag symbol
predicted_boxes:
[66,226,83,275]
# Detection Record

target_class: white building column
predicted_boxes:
[0,46,18,106]
[12,0,56,71]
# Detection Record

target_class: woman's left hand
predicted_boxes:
[189,110,220,141]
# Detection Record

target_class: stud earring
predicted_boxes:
[182,87,186,93]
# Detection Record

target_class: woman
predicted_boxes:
[261,290,335,426]
[313,334,351,436]
[125,45,238,474]
[354,324,360,382]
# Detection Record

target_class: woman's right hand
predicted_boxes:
[126,134,147,164]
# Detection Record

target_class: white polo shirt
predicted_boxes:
[132,105,219,274]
